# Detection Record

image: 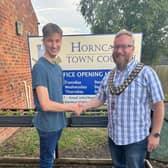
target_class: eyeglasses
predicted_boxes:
[112,44,134,50]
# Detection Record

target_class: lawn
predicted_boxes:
[0,127,107,157]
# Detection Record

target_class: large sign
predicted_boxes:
[28,34,142,103]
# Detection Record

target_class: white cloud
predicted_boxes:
[62,27,85,35]
[36,8,66,12]
[31,0,90,35]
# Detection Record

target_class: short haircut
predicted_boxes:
[42,23,63,38]
[115,29,134,45]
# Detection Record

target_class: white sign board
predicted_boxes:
[28,34,142,103]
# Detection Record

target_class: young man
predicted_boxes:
[81,30,164,168]
[32,23,81,168]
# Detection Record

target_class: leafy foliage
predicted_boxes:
[79,0,168,64]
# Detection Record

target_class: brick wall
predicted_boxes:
[0,0,38,142]
[0,0,38,109]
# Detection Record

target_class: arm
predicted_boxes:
[147,101,165,152]
[151,101,165,134]
[81,72,108,111]
[82,98,104,111]
[36,86,80,114]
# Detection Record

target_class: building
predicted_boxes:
[0,0,38,142]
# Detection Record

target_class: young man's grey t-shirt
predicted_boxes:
[32,57,66,132]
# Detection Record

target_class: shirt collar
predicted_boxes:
[127,57,137,73]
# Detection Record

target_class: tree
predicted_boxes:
[79,0,168,64]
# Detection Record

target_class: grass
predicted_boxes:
[0,128,39,156]
[0,127,107,157]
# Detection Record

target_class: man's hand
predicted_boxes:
[147,134,160,152]
[71,103,84,116]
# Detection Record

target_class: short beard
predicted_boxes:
[113,54,127,71]
[116,62,127,71]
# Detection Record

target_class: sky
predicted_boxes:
[31,0,90,35]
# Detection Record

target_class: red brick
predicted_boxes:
[0,0,37,109]
[0,0,38,142]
